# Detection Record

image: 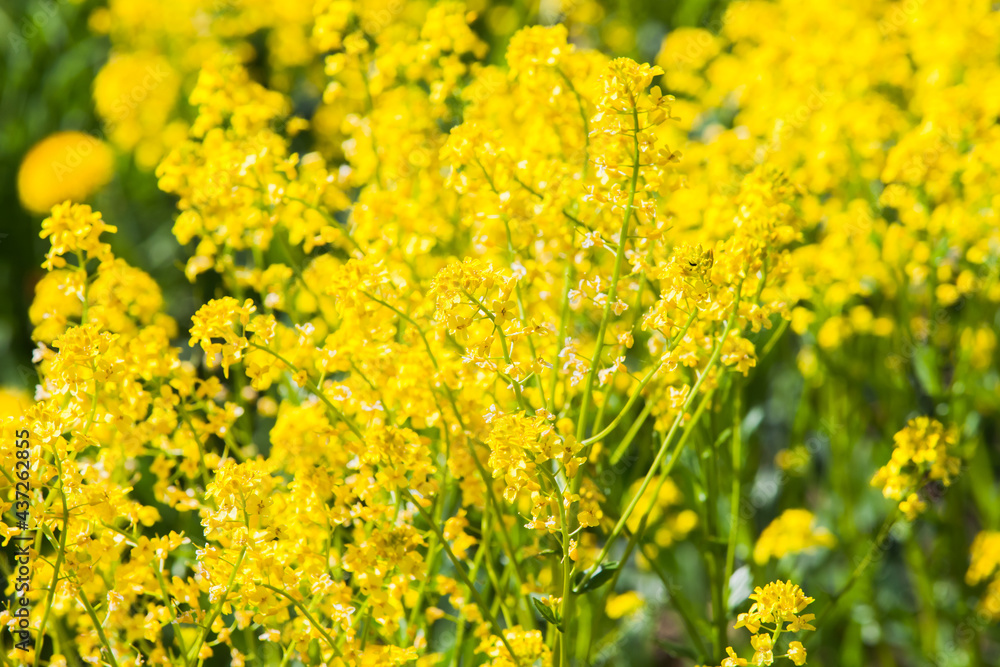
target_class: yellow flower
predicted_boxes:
[0,388,31,419]
[751,632,774,665]
[871,417,961,519]
[605,591,644,620]
[967,531,1000,620]
[506,24,573,78]
[722,646,749,667]
[737,580,816,634]
[18,132,113,214]
[93,53,183,169]
[623,475,697,554]
[787,641,807,666]
[39,201,118,271]
[13,0,1000,662]
[482,627,551,667]
[774,446,811,473]
[188,297,257,377]
[753,509,836,565]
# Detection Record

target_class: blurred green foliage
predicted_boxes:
[1,0,182,391]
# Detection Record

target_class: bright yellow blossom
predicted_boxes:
[18,132,114,214]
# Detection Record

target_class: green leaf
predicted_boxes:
[532,597,560,626]
[913,345,942,397]
[713,427,733,447]
[969,442,999,528]
[573,561,621,593]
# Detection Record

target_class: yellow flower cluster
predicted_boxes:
[39,201,117,271]
[967,531,1000,621]
[871,417,961,519]
[655,0,1000,402]
[188,297,257,378]
[89,0,317,169]
[723,581,815,667]
[753,509,836,565]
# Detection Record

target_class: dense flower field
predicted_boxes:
[4,0,1000,666]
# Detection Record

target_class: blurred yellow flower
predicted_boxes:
[753,509,836,565]
[775,446,811,473]
[968,531,1000,621]
[0,388,31,418]
[93,53,183,169]
[17,131,114,214]
[605,591,644,620]
[871,417,961,520]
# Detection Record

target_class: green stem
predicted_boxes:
[575,105,642,446]
[551,262,575,412]
[583,308,698,447]
[463,291,530,411]
[723,381,743,624]
[448,544,487,667]
[154,564,188,658]
[555,66,590,177]
[35,455,70,667]
[187,547,246,666]
[176,408,211,491]
[561,111,658,664]
[759,317,790,359]
[247,342,365,440]
[608,402,652,466]
[402,491,523,667]
[503,218,550,411]
[462,437,534,627]
[811,509,899,639]
[439,390,532,625]
[77,592,120,667]
[256,583,341,656]
[610,388,715,579]
[581,280,744,580]
[905,539,938,656]
[479,500,516,628]
[638,540,711,662]
[362,291,440,370]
